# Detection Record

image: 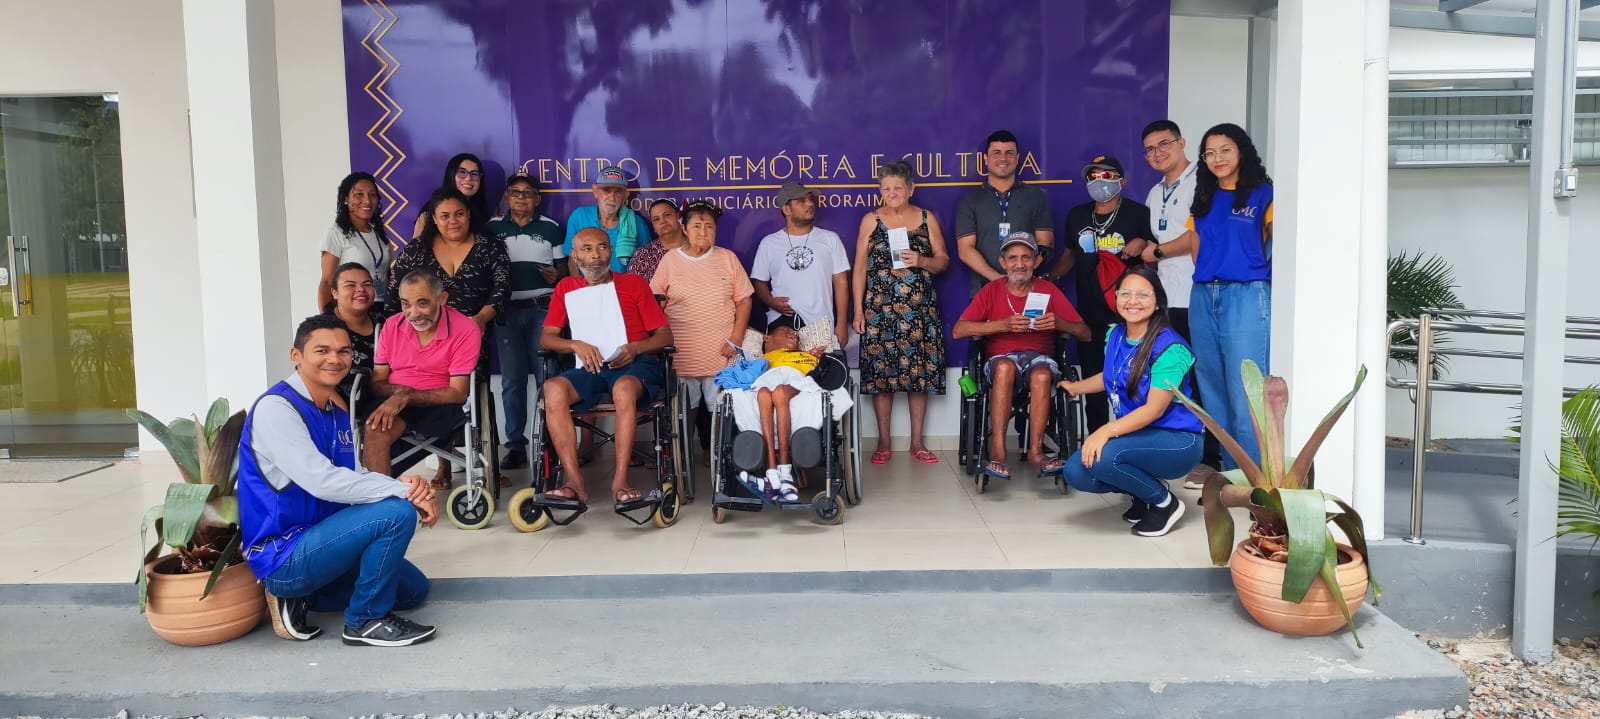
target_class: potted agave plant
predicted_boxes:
[129,398,264,646]
[1172,360,1381,647]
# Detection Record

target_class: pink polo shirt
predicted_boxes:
[373,306,481,390]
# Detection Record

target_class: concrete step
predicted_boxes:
[0,572,1466,719]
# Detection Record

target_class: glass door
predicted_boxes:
[0,95,136,458]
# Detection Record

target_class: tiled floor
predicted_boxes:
[0,449,1213,584]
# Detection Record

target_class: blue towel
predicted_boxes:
[715,358,769,390]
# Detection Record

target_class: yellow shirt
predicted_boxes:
[763,349,818,375]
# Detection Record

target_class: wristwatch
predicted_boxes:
[1152,245,1165,259]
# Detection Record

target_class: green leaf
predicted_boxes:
[1241,361,1286,487]
[1201,474,1236,566]
[1555,388,1600,548]
[1221,468,1252,488]
[1262,376,1291,487]
[1319,532,1363,648]
[1168,385,1268,488]
[1278,488,1334,603]
[1387,251,1463,377]
[1285,366,1368,489]
[204,397,231,437]
[160,483,217,548]
[1328,496,1381,603]
[200,532,241,600]
[125,409,200,483]
[202,411,245,493]
[137,505,164,612]
[204,496,239,528]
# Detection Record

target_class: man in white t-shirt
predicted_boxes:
[750,182,851,349]
[1140,119,1221,486]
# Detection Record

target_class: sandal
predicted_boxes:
[543,485,585,503]
[498,474,512,488]
[1038,458,1066,476]
[613,486,644,505]
[870,450,892,465]
[912,449,939,465]
[982,461,1011,480]
[429,476,452,490]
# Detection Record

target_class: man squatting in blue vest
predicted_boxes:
[236,314,440,647]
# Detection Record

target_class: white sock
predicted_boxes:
[1154,493,1174,509]
[777,464,794,484]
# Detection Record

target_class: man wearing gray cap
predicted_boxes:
[750,182,851,350]
[954,230,1090,480]
[562,164,646,273]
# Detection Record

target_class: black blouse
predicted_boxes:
[385,234,511,320]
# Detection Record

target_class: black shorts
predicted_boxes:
[385,403,466,440]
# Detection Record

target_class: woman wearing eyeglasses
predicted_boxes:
[411,153,490,239]
[851,160,949,466]
[650,201,754,462]
[1056,267,1200,537]
[1139,123,1272,470]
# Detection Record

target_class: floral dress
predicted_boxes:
[860,210,945,395]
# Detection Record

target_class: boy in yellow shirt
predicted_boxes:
[740,316,826,501]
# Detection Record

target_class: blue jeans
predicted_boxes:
[498,303,548,451]
[259,497,429,628]
[1061,428,1203,503]
[1189,280,1271,470]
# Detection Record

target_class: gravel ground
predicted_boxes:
[1397,636,1600,719]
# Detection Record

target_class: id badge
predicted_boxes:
[997,221,1011,240]
[1159,218,1167,231]
[1078,230,1097,254]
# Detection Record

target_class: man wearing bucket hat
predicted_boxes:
[954,231,1090,480]
[751,181,852,351]
[562,164,646,273]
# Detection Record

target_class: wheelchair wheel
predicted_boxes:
[446,484,494,530]
[672,385,695,504]
[507,487,551,532]
[812,491,843,525]
[841,409,861,506]
[652,485,681,528]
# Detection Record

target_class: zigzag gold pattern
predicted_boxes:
[360,0,407,248]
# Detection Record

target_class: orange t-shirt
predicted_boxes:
[650,247,755,377]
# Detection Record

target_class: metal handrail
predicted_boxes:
[1385,309,1600,545]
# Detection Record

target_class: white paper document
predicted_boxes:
[1023,291,1050,318]
[564,283,629,368]
[887,227,912,269]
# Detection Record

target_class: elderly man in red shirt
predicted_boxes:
[362,270,482,489]
[954,231,1091,481]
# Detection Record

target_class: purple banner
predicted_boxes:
[341,0,1170,362]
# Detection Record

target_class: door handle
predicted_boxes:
[12,235,30,316]
[3,235,18,317]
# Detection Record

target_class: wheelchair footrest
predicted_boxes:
[613,489,665,525]
[712,493,765,512]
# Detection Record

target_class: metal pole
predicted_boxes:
[1405,312,1431,545]
[1513,0,1578,664]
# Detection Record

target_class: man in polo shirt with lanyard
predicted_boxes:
[955,130,1056,295]
[1049,154,1154,434]
[361,269,482,489]
[1139,120,1222,488]
[489,173,566,470]
[563,165,646,273]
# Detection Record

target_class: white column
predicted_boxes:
[1269,1,1367,502]
[182,0,294,410]
[1355,0,1391,539]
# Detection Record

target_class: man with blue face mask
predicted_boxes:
[1048,154,1154,434]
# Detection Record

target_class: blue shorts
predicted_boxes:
[557,354,665,411]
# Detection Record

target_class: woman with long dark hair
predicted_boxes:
[1056,268,1202,537]
[317,172,393,310]
[411,153,490,239]
[389,187,510,331]
[1140,122,1272,469]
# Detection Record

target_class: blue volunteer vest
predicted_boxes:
[237,381,353,579]
[1192,183,1273,283]
[1105,325,1204,434]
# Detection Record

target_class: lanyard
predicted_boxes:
[991,187,1013,221]
[1158,164,1197,226]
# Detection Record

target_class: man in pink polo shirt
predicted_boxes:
[363,270,482,489]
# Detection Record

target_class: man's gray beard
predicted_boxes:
[581,266,612,282]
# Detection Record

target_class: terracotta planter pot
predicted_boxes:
[1229,540,1369,637]
[144,555,264,646]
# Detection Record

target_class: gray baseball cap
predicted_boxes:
[999,230,1038,254]
[775,181,818,207]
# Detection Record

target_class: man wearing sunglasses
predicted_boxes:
[1048,154,1154,434]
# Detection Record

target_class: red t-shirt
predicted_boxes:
[544,273,668,342]
[959,278,1082,356]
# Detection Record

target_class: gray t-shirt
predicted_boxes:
[954,181,1054,292]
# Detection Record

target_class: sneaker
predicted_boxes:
[501,449,528,470]
[342,613,437,647]
[1182,466,1222,490]
[265,590,321,641]
[1132,495,1187,537]
[1121,497,1148,525]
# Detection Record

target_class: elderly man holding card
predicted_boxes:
[540,227,673,506]
[953,231,1090,480]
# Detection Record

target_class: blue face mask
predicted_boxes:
[1087,178,1122,203]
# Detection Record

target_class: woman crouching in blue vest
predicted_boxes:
[1057,267,1202,537]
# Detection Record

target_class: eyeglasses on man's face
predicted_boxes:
[1143,138,1179,157]
[1115,289,1155,300]
[1199,146,1238,162]
[506,189,537,199]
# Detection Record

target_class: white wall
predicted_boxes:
[0,0,206,441]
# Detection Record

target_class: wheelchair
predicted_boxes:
[707,354,862,525]
[956,335,1087,495]
[504,345,691,531]
[349,368,503,530]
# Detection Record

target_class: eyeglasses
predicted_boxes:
[1199,146,1238,162]
[1086,169,1122,181]
[506,189,538,199]
[1142,138,1179,157]
[455,168,483,180]
[1114,289,1155,300]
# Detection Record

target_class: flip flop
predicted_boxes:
[498,474,512,488]
[613,487,644,504]
[912,449,939,465]
[1038,458,1066,476]
[870,450,892,465]
[982,461,1011,480]
[540,485,587,508]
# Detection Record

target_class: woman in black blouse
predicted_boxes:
[388,187,510,330]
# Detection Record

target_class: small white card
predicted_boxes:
[1023,291,1049,318]
[887,227,911,269]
